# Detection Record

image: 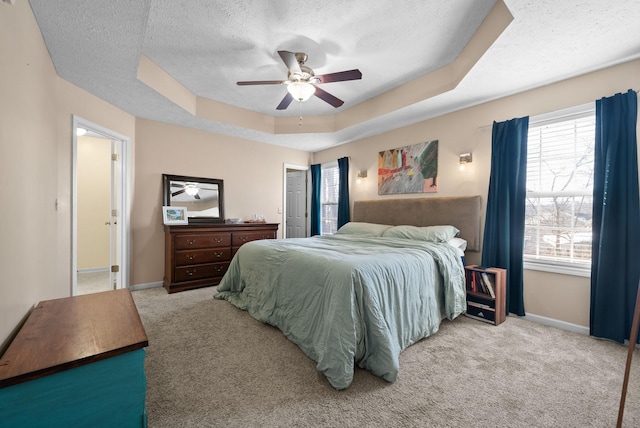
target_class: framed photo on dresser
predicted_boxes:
[162,206,188,225]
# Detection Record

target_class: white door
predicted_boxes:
[72,117,130,296]
[108,139,121,291]
[286,169,307,238]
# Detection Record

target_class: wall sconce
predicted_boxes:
[459,152,472,170]
[357,170,368,184]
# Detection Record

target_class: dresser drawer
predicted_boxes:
[165,223,278,293]
[174,248,231,266]
[232,231,277,246]
[175,233,231,250]
[174,262,230,282]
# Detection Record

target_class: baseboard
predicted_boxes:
[77,267,109,274]
[519,312,589,335]
[130,281,163,291]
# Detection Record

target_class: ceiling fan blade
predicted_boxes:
[237,80,285,86]
[276,92,294,110]
[315,69,362,84]
[313,86,344,108]
[172,189,186,197]
[278,50,302,75]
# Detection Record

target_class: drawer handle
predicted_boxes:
[213,237,224,243]
[214,266,224,273]
[186,269,196,276]
[187,254,197,261]
[214,252,224,258]
[186,239,197,245]
[241,236,248,242]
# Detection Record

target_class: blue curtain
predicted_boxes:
[310,164,321,236]
[337,157,350,229]
[590,89,640,343]
[481,116,529,317]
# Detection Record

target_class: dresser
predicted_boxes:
[0,289,148,427]
[164,222,279,293]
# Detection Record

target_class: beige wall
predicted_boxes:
[2,1,639,348]
[314,59,640,328]
[131,119,310,286]
[0,0,308,345]
[0,0,59,347]
[77,136,111,270]
[0,2,136,348]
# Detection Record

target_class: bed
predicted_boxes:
[215,196,481,389]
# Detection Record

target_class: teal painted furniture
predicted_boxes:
[0,289,148,427]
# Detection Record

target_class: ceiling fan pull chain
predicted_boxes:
[298,101,303,126]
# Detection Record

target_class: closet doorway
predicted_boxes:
[72,116,131,296]
[283,164,309,238]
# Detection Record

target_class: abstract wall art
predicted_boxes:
[378,139,438,195]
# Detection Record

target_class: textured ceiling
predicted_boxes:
[141,0,493,115]
[28,0,640,152]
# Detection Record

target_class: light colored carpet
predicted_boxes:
[132,286,640,428]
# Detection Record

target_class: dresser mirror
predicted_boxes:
[162,174,225,223]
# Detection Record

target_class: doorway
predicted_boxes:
[283,164,309,238]
[72,116,130,296]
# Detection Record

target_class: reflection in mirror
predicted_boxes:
[162,174,225,223]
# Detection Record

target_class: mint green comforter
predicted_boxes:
[215,235,466,389]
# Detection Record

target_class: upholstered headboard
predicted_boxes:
[352,196,482,251]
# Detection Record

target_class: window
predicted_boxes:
[320,162,339,235]
[524,105,595,275]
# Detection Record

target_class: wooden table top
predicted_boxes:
[0,289,148,388]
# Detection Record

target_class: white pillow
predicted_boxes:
[447,237,467,252]
[446,237,468,257]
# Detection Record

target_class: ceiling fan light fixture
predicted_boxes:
[184,184,199,196]
[287,81,316,102]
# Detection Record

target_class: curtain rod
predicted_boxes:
[477,109,593,131]
[476,89,638,131]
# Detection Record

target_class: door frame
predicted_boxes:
[71,115,131,295]
[282,163,309,238]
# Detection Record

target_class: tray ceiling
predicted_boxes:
[28,0,640,151]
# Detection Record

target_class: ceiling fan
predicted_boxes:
[236,50,362,110]
[171,183,201,199]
